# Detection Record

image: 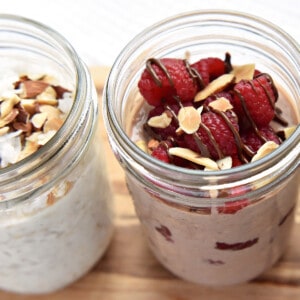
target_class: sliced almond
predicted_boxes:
[26,132,41,143]
[168,147,219,170]
[231,64,255,83]
[208,97,233,112]
[147,139,159,151]
[0,108,19,127]
[135,140,148,153]
[0,126,9,136]
[251,141,279,162]
[36,86,57,102]
[194,74,235,102]
[36,98,58,106]
[37,130,56,145]
[175,127,184,135]
[27,130,56,146]
[31,112,48,129]
[20,80,49,98]
[178,106,201,134]
[21,99,36,115]
[147,111,172,128]
[53,181,73,198]
[47,181,73,206]
[17,140,39,161]
[209,189,219,198]
[216,156,233,170]
[26,73,45,81]
[197,106,204,114]
[0,94,20,118]
[46,192,56,206]
[26,130,56,146]
[40,75,60,85]
[43,117,63,132]
[39,105,61,119]
[184,51,191,61]
[280,126,297,139]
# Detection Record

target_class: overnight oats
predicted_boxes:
[104,11,300,285]
[0,15,113,294]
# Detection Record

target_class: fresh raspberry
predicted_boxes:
[183,110,239,160]
[241,126,281,153]
[254,69,261,77]
[138,58,198,106]
[231,155,243,167]
[232,74,277,127]
[191,57,226,87]
[151,143,170,163]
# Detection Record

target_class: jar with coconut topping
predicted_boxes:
[0,14,113,294]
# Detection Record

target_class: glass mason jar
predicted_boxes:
[104,11,300,285]
[0,15,113,294]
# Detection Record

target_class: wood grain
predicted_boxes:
[0,66,299,299]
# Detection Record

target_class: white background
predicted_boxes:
[1,0,299,66]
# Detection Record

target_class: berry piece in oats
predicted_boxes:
[151,142,171,163]
[218,186,250,214]
[138,58,198,106]
[232,74,277,127]
[183,110,239,160]
[218,199,250,214]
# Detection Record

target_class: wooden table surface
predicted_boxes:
[1,67,299,300]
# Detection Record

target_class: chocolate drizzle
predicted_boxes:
[254,73,289,127]
[184,59,205,89]
[256,74,276,109]
[233,88,268,144]
[212,109,254,162]
[224,52,233,73]
[233,72,286,145]
[274,107,289,127]
[146,57,206,90]
[198,122,223,159]
[146,58,174,88]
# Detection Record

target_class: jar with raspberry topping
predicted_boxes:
[104,11,299,285]
[0,15,113,293]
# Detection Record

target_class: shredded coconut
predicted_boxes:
[0,131,22,167]
[58,92,73,114]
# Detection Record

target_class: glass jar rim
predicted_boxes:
[104,9,300,181]
[0,14,85,178]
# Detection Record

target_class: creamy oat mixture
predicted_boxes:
[127,96,299,285]
[126,94,299,285]
[0,143,113,293]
